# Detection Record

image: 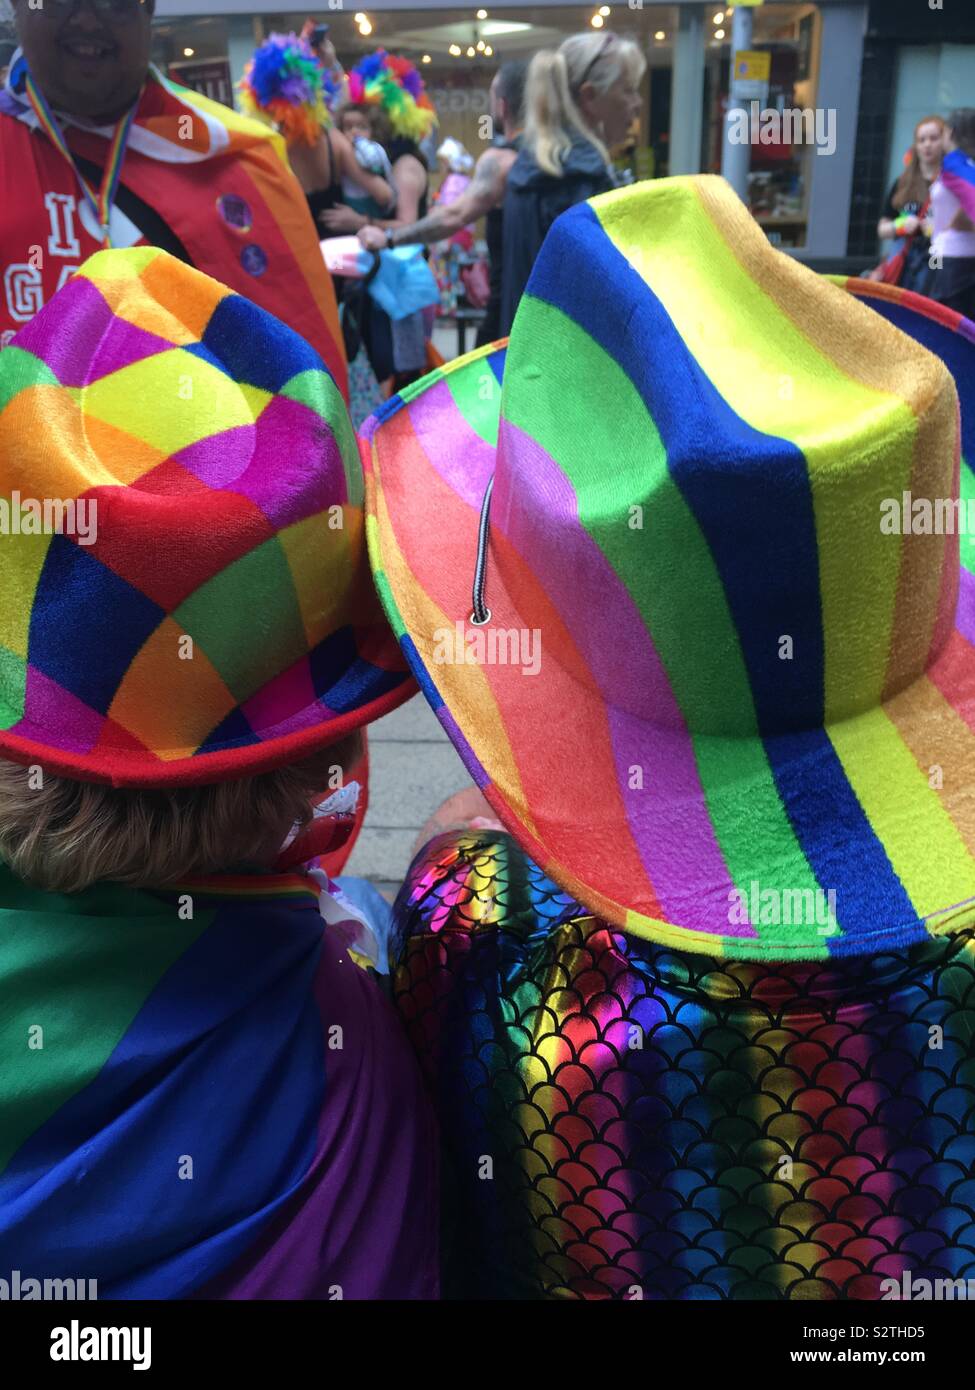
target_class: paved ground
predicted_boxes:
[343,687,474,900]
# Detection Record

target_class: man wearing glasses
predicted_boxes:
[0,0,348,396]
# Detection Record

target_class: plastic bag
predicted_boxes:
[367,245,441,321]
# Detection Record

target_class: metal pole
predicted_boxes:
[668,3,706,176]
[720,5,754,198]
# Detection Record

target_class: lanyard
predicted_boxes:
[24,71,138,247]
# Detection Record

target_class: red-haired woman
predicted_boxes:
[876,115,943,294]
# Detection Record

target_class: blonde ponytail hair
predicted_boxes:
[525,32,645,178]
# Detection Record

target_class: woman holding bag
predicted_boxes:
[873,115,943,293]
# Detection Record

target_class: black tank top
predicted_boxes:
[388,137,429,221]
[305,130,343,231]
[482,136,521,342]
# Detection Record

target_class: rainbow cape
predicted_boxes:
[393,828,975,1299]
[0,864,437,1298]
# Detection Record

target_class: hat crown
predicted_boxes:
[0,247,405,784]
[491,177,960,738]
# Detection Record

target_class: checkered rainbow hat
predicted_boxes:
[0,247,413,786]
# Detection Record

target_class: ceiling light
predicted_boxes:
[476,7,488,17]
[354,11,366,20]
[714,28,725,39]
[449,43,462,56]
[183,46,194,56]
[358,21,373,37]
[654,30,666,40]
[713,10,724,22]
[422,54,432,64]
[476,39,485,51]
[484,45,494,56]
[591,13,605,28]
[467,45,476,56]
[599,4,611,13]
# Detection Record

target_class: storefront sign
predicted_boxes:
[168,60,233,108]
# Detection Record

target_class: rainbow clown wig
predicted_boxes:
[239,33,330,145]
[347,50,438,143]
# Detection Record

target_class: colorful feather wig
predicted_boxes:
[347,50,437,143]
[239,34,330,146]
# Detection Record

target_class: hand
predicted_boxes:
[358,224,388,252]
[320,204,367,234]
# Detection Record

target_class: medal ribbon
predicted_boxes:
[24,70,138,247]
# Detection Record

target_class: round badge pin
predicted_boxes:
[240,244,268,277]
[216,194,254,235]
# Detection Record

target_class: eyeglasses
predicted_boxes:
[42,0,148,18]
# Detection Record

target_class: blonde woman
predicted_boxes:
[500,30,645,334]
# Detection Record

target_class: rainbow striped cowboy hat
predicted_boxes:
[364,175,975,960]
[0,246,413,786]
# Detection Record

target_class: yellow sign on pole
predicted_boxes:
[733,50,771,83]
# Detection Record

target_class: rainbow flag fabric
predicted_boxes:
[392,827,975,1300]
[364,175,975,961]
[0,53,348,398]
[940,148,975,224]
[0,862,437,1298]
[0,246,411,786]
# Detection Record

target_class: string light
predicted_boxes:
[713,10,725,22]
[448,43,462,55]
[422,54,432,64]
[357,14,373,37]
[183,46,194,57]
[466,45,476,57]
[714,28,725,39]
[476,8,488,18]
[591,12,605,28]
[484,44,494,56]
[599,4,611,13]
[654,30,666,40]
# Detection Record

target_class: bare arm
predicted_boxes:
[362,149,510,250]
[321,151,427,235]
[388,153,428,226]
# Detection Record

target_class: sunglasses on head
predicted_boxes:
[577,32,617,88]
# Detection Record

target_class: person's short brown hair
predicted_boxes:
[0,733,362,894]
[948,108,975,159]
